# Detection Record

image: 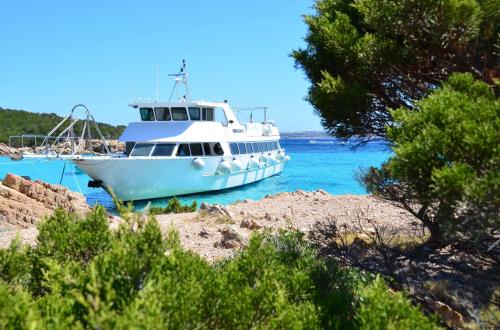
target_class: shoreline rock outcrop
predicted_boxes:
[0,173,89,228]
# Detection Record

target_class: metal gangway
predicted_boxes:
[8,104,111,160]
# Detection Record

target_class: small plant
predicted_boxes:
[149,197,197,215]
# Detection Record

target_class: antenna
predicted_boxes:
[168,59,189,102]
[156,63,159,103]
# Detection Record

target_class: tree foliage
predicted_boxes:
[0,107,126,144]
[362,73,499,255]
[292,0,499,139]
[0,207,440,329]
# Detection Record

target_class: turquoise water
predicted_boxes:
[0,138,391,211]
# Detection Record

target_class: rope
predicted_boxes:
[70,163,83,194]
[59,162,66,184]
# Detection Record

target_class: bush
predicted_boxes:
[0,208,441,329]
[148,197,197,215]
[363,73,499,254]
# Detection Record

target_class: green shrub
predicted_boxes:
[356,276,440,330]
[363,73,499,253]
[0,208,441,329]
[148,197,197,215]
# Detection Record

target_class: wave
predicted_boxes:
[308,140,345,145]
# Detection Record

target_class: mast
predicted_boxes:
[168,59,189,102]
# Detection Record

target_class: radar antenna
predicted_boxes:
[168,59,189,102]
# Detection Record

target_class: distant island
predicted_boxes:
[0,107,126,144]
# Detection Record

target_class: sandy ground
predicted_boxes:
[0,190,419,260]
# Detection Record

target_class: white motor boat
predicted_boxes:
[70,62,290,201]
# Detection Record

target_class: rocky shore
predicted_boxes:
[0,184,419,258]
[0,140,125,156]
[0,173,90,246]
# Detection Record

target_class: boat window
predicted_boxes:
[171,107,188,121]
[202,108,214,121]
[238,142,247,154]
[252,142,258,152]
[154,107,171,121]
[130,143,154,156]
[213,143,224,156]
[266,142,272,151]
[125,142,135,156]
[259,142,265,152]
[188,107,201,120]
[230,143,239,155]
[203,143,211,155]
[190,143,203,156]
[140,107,155,121]
[274,141,279,150]
[152,144,175,156]
[177,144,190,156]
[246,142,253,153]
[214,107,228,125]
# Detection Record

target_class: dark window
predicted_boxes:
[252,142,258,152]
[275,141,280,150]
[140,108,155,121]
[190,143,203,156]
[188,107,201,120]
[267,142,272,151]
[230,143,239,155]
[177,144,190,156]
[238,143,247,154]
[152,144,175,156]
[203,108,214,121]
[246,142,253,153]
[125,142,135,156]
[213,143,224,156]
[130,143,154,156]
[171,107,188,121]
[203,143,211,155]
[154,107,171,121]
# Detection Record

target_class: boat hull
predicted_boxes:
[72,153,285,201]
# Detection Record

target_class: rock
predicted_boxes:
[0,173,90,228]
[199,227,211,238]
[264,212,272,221]
[424,296,465,329]
[215,226,243,249]
[199,203,235,221]
[240,219,263,230]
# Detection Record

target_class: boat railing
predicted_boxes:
[8,104,112,160]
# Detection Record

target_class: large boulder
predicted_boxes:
[0,173,89,228]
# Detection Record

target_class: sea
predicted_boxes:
[0,138,392,212]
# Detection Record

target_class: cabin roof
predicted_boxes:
[128,100,228,109]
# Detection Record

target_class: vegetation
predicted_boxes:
[0,207,440,329]
[292,0,499,139]
[362,73,499,256]
[148,197,198,215]
[0,107,125,144]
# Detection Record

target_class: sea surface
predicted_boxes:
[0,138,391,212]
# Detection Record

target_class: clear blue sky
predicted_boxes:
[0,0,322,132]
